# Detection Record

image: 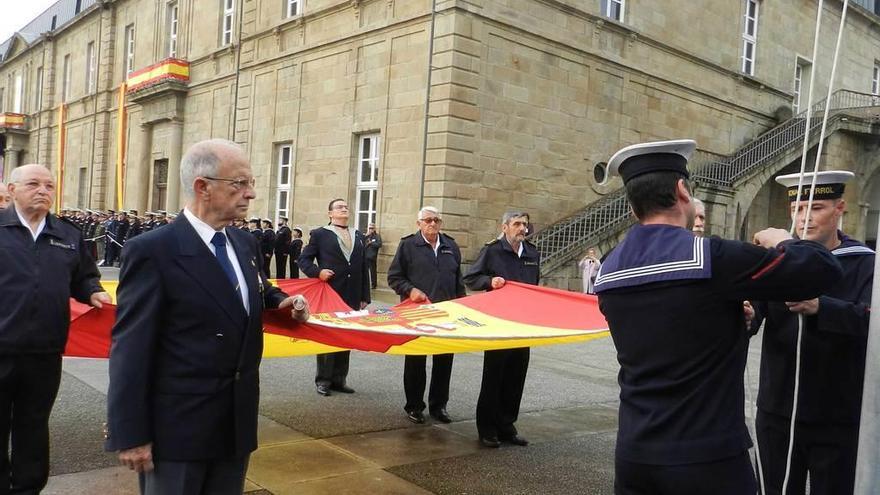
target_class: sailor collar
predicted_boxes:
[831,232,874,257]
[594,224,711,293]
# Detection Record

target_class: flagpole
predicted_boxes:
[115,82,127,211]
[55,103,66,214]
[855,211,880,494]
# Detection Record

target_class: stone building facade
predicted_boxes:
[0,0,879,283]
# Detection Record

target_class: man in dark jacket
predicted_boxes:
[289,228,303,278]
[274,217,292,278]
[260,219,275,276]
[298,198,370,396]
[464,210,540,449]
[594,140,842,495]
[388,206,465,424]
[364,223,382,289]
[0,164,110,494]
[105,139,307,495]
[751,170,872,495]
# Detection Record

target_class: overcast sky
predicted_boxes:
[0,1,60,44]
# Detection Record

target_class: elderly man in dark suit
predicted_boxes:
[105,139,308,495]
[298,198,370,396]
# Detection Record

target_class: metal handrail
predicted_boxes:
[532,89,880,274]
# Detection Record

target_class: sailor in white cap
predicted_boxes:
[750,170,872,495]
[595,140,842,495]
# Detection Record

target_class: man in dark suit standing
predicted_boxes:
[105,139,309,495]
[298,198,370,396]
[274,217,292,278]
[289,228,303,278]
[260,220,275,276]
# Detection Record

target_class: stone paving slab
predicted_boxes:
[273,469,434,495]
[326,424,482,468]
[44,466,139,495]
[246,440,380,492]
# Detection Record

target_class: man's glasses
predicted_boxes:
[203,176,256,190]
[331,204,349,210]
[419,217,442,224]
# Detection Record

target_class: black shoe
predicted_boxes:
[500,434,529,446]
[429,408,452,424]
[330,384,355,394]
[406,410,426,424]
[479,436,501,448]
[316,385,332,396]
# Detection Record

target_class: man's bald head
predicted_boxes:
[180,139,247,198]
[0,182,9,210]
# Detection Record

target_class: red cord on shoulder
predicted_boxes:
[751,253,786,280]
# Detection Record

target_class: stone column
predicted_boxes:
[3,148,19,182]
[166,120,183,212]
[135,123,153,212]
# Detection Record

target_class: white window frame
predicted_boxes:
[86,41,97,94]
[221,0,235,46]
[34,67,42,111]
[275,144,293,224]
[793,63,803,113]
[62,55,72,102]
[124,24,136,78]
[872,63,880,96]
[355,134,380,232]
[168,2,179,58]
[601,0,624,22]
[12,72,23,113]
[741,0,758,76]
[286,0,299,18]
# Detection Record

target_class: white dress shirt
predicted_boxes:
[16,209,47,241]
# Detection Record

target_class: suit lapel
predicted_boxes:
[172,215,248,325]
[228,228,261,321]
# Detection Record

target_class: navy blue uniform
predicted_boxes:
[595,224,841,495]
[463,237,540,440]
[752,233,872,495]
[274,225,292,278]
[0,206,103,493]
[387,232,465,415]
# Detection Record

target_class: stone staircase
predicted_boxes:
[531,89,880,285]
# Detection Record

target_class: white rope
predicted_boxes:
[779,2,849,494]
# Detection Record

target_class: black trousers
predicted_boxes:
[367,257,378,288]
[288,256,300,279]
[0,353,63,495]
[139,456,249,495]
[403,354,454,413]
[315,351,350,388]
[756,410,859,495]
[262,254,272,278]
[476,348,529,439]
[274,253,288,279]
[615,452,757,495]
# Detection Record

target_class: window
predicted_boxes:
[355,134,380,232]
[0,88,5,112]
[62,54,72,102]
[124,24,135,78]
[221,0,235,46]
[741,0,759,75]
[86,41,97,93]
[793,62,805,113]
[34,67,42,111]
[77,168,88,208]
[12,72,22,113]
[873,63,879,96]
[275,144,293,224]
[286,0,299,17]
[75,0,83,14]
[167,2,179,58]
[600,0,624,22]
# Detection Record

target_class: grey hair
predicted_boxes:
[9,164,52,184]
[418,206,440,220]
[180,139,243,197]
[692,197,704,208]
[501,210,529,225]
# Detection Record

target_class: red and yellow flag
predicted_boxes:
[66,280,609,358]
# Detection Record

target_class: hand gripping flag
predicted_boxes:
[66,279,609,358]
